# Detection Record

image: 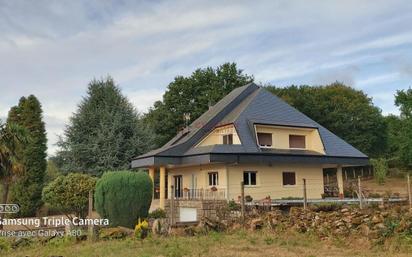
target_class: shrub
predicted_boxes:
[0,238,11,252]
[245,195,253,202]
[42,173,96,218]
[148,208,166,219]
[94,171,152,228]
[228,200,241,211]
[371,158,388,185]
[311,202,341,212]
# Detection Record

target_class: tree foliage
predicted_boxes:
[94,171,152,228]
[55,77,154,175]
[266,83,387,157]
[393,88,412,167]
[144,63,254,147]
[0,120,29,227]
[42,173,96,218]
[7,95,47,217]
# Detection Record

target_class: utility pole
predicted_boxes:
[303,179,307,210]
[358,176,363,209]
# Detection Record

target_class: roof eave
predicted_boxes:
[131,152,369,168]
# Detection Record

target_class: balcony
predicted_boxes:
[171,188,227,200]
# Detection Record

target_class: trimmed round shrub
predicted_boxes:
[94,171,153,228]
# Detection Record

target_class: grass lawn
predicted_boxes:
[3,230,411,257]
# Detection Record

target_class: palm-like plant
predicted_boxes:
[0,120,29,224]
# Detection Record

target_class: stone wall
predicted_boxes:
[165,199,227,224]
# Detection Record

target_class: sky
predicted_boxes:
[1,0,412,155]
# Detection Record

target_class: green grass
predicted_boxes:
[2,230,411,257]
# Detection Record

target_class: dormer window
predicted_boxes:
[257,133,272,147]
[222,134,233,145]
[289,135,306,149]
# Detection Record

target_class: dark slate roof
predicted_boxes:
[132,83,368,167]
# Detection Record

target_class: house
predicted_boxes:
[132,83,368,209]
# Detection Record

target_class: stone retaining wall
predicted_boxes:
[165,199,227,223]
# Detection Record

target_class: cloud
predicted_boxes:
[1,0,412,155]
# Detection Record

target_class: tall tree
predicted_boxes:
[266,83,387,157]
[0,120,28,227]
[394,88,412,167]
[56,76,154,175]
[8,95,47,217]
[145,63,254,147]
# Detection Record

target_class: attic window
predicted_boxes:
[257,133,272,147]
[222,134,233,145]
[289,135,306,149]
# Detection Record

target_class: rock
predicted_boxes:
[352,217,362,225]
[152,218,170,236]
[374,223,386,230]
[250,218,264,231]
[371,215,383,224]
[368,230,379,239]
[12,237,33,248]
[99,227,133,240]
[359,224,370,237]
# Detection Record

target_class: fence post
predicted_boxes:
[88,190,95,241]
[303,179,307,210]
[358,176,363,209]
[407,174,411,210]
[170,185,175,226]
[240,182,245,224]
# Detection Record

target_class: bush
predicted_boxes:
[42,173,96,217]
[228,200,240,211]
[371,158,388,185]
[311,202,341,212]
[0,238,11,252]
[94,171,152,228]
[148,208,166,219]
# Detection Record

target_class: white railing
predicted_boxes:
[171,188,226,200]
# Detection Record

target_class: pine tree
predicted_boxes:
[56,76,154,175]
[8,95,47,217]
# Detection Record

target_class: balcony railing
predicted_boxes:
[171,188,227,200]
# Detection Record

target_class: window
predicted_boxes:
[208,172,218,186]
[243,171,257,186]
[282,172,296,186]
[289,135,306,148]
[257,133,272,147]
[222,134,233,145]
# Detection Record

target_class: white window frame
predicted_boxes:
[243,171,257,186]
[208,172,219,186]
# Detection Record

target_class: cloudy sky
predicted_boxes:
[1,0,412,155]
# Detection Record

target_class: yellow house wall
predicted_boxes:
[167,164,228,198]
[197,124,241,146]
[227,163,324,200]
[255,125,325,154]
[166,163,325,200]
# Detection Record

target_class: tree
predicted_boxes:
[7,95,47,217]
[94,171,152,228]
[42,173,96,218]
[55,76,154,175]
[394,88,412,167]
[0,120,29,227]
[144,63,254,147]
[266,83,387,157]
